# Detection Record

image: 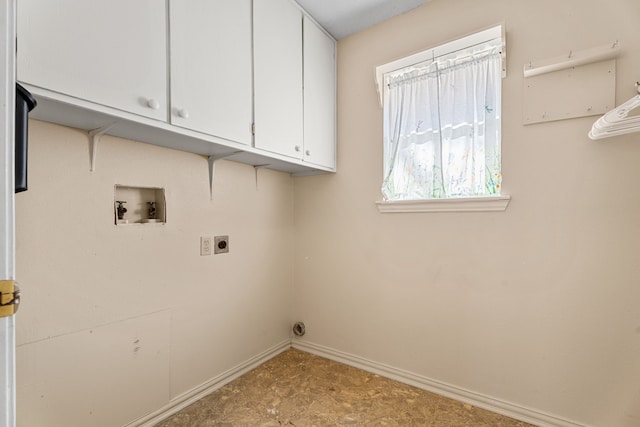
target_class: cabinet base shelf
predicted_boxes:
[24,85,335,176]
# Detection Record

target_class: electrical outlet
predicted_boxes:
[200,236,212,256]
[214,235,229,254]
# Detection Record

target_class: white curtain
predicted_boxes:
[382,45,502,200]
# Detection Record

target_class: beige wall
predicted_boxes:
[15,121,294,426]
[14,1,640,426]
[293,0,640,426]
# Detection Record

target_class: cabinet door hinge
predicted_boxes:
[0,280,20,317]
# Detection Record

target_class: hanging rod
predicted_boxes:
[524,41,620,78]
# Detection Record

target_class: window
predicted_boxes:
[376,26,507,206]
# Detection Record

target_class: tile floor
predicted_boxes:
[157,348,535,426]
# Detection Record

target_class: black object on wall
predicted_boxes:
[15,83,37,193]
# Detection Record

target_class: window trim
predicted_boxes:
[375,24,510,211]
[376,195,511,213]
[375,24,506,106]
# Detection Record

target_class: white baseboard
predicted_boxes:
[124,338,590,427]
[125,339,291,427]
[292,340,589,427]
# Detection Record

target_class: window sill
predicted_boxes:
[376,195,511,213]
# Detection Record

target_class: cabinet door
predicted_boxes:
[303,18,336,169]
[16,0,167,121]
[170,0,252,145]
[253,0,303,159]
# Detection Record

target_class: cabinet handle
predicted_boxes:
[294,145,301,152]
[177,109,190,119]
[146,98,160,110]
[305,150,311,156]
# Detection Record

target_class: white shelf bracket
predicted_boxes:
[253,164,270,190]
[207,152,242,201]
[87,123,116,172]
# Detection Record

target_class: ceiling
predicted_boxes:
[296,0,429,40]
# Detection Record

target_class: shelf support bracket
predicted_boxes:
[253,164,270,190]
[207,152,242,201]
[87,123,117,172]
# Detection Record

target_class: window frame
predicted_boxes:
[375,24,511,213]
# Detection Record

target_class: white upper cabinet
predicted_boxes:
[253,0,304,159]
[16,0,336,174]
[17,0,167,121]
[169,0,253,145]
[303,17,336,169]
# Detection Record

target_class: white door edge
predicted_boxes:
[0,0,17,426]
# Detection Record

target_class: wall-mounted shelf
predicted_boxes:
[114,185,166,225]
[21,85,334,178]
[523,42,620,125]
